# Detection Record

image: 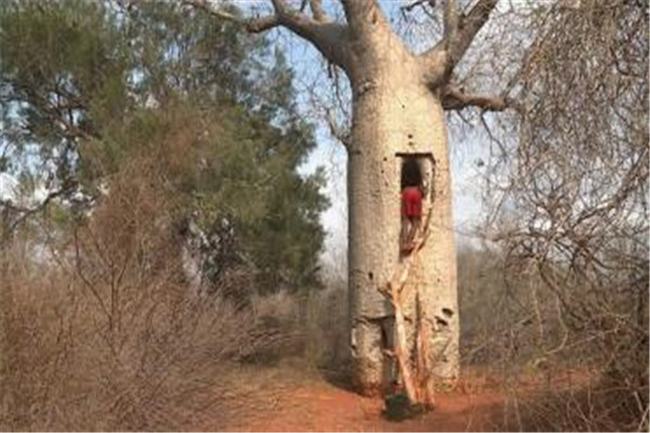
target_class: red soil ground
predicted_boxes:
[209,366,509,432]
[241,380,504,432]
[197,363,591,432]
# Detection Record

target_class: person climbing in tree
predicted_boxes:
[400,158,423,254]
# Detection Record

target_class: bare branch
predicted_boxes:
[421,0,499,80]
[340,0,388,33]
[401,0,437,13]
[400,0,438,22]
[181,0,280,32]
[184,0,350,69]
[448,0,499,65]
[450,0,499,60]
[310,0,328,22]
[324,105,351,146]
[443,0,459,52]
[1,186,72,233]
[246,15,282,33]
[441,85,516,112]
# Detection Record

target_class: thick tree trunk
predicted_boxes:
[347,60,459,395]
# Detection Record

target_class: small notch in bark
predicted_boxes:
[435,316,448,327]
[380,324,388,349]
[442,308,454,317]
[356,81,376,98]
[368,272,374,281]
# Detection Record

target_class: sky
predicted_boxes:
[0,172,18,202]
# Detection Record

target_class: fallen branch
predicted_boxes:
[378,199,436,407]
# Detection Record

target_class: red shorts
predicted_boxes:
[402,187,423,218]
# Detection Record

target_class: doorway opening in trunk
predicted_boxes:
[396,152,434,198]
[398,154,433,255]
[401,157,423,190]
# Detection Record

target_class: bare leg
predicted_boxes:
[405,217,421,252]
[400,217,412,253]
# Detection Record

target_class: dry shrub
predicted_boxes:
[247,281,349,375]
[478,1,649,430]
[456,242,648,431]
[305,284,350,372]
[456,246,648,431]
[510,378,649,432]
[0,155,280,431]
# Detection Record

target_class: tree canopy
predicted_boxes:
[0,0,328,295]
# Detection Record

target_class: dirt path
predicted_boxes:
[215,368,505,432]
[247,383,502,432]
[193,361,594,432]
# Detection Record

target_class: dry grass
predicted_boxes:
[0,157,285,431]
[0,266,264,431]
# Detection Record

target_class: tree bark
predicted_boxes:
[347,54,459,394]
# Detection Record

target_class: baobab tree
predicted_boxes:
[186,0,514,402]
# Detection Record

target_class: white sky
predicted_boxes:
[0,172,18,202]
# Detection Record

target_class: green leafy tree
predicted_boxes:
[0,0,327,295]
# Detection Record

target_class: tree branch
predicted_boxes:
[340,0,387,34]
[443,0,459,53]
[184,0,350,70]
[309,0,327,22]
[401,0,436,13]
[449,0,498,64]
[181,0,280,32]
[441,85,517,112]
[420,0,499,82]
[1,185,73,233]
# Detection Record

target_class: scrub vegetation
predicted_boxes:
[0,1,647,431]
